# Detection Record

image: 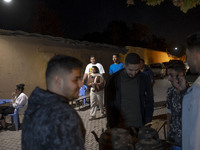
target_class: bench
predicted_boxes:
[72,94,90,110]
[154,101,166,110]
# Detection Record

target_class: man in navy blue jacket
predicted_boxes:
[105,53,154,130]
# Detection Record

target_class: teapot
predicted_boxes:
[91,128,135,150]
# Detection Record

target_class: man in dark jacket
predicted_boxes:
[105,53,154,130]
[140,58,155,86]
[22,55,85,150]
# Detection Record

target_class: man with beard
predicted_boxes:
[109,54,124,75]
[22,55,85,150]
[105,53,154,131]
[182,32,200,150]
[82,55,105,83]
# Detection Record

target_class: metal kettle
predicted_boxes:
[135,126,165,150]
[91,128,135,150]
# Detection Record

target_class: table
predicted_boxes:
[0,99,11,105]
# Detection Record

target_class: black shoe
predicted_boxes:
[0,125,7,131]
[3,127,8,131]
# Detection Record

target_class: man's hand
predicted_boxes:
[82,73,88,83]
[11,92,16,98]
[172,74,187,93]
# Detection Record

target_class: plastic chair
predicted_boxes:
[8,100,28,131]
[79,85,87,105]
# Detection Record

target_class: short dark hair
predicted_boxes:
[125,53,140,65]
[140,58,144,63]
[46,55,83,87]
[90,55,96,59]
[186,32,200,51]
[92,66,99,73]
[113,54,119,58]
[16,84,25,92]
[167,60,186,73]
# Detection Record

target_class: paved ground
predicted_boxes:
[0,78,171,150]
[0,105,106,150]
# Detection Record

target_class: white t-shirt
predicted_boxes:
[12,92,28,108]
[84,63,105,77]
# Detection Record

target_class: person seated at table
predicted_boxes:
[87,66,105,120]
[0,83,28,129]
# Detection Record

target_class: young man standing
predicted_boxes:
[182,32,200,150]
[82,55,105,83]
[109,54,124,75]
[87,66,105,120]
[105,53,154,130]
[166,60,188,147]
[22,55,85,150]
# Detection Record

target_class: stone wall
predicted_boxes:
[0,31,122,98]
[121,46,170,64]
[0,30,185,98]
[120,46,185,64]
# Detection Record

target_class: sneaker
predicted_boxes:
[89,116,96,121]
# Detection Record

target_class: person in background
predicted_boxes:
[182,32,200,150]
[79,85,88,105]
[105,53,154,131]
[22,55,85,150]
[140,58,155,86]
[0,84,28,129]
[166,60,189,148]
[109,54,124,75]
[82,55,105,83]
[87,66,105,120]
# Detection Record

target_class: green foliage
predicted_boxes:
[142,0,164,6]
[180,0,200,13]
[127,0,200,13]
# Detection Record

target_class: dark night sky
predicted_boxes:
[0,0,200,47]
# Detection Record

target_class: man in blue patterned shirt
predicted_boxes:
[166,60,188,147]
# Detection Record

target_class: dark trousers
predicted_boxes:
[0,106,15,120]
